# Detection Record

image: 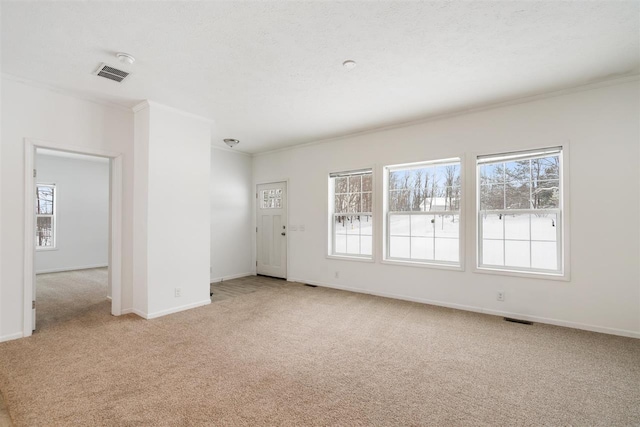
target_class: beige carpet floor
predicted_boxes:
[0,271,639,426]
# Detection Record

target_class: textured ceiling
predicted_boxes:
[2,1,639,153]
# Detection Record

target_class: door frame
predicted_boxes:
[255,179,289,280]
[23,138,123,337]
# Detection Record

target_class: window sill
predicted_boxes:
[474,266,570,282]
[36,247,58,252]
[326,254,375,263]
[381,258,463,272]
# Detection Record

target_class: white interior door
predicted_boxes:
[256,182,287,279]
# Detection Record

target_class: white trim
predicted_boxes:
[1,72,132,113]
[380,259,463,272]
[35,264,108,275]
[326,255,375,264]
[382,155,465,269]
[210,272,253,283]
[120,308,134,315]
[24,139,124,337]
[0,332,24,343]
[289,278,640,339]
[132,100,213,124]
[211,144,251,157]
[253,74,639,157]
[143,299,211,320]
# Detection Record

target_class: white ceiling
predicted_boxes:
[2,1,638,154]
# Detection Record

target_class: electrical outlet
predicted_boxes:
[334,271,339,279]
[175,288,182,298]
[497,291,505,302]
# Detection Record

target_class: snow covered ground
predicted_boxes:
[334,213,558,271]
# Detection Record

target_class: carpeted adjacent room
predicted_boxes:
[0,275,638,426]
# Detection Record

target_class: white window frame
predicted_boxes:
[474,145,570,280]
[35,183,57,251]
[328,168,375,261]
[382,157,464,270]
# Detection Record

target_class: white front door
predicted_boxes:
[256,182,287,279]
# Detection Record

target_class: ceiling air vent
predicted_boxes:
[94,63,130,83]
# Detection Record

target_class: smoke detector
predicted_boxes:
[224,139,240,148]
[116,52,136,65]
[93,63,130,83]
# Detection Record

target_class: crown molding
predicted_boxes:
[211,144,251,156]
[132,100,213,124]
[253,73,640,157]
[1,72,133,113]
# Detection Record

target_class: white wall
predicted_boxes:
[133,101,211,318]
[252,79,640,338]
[0,77,135,341]
[210,147,253,282]
[35,153,109,274]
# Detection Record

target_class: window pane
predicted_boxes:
[362,192,372,213]
[346,235,360,254]
[335,195,347,214]
[335,177,348,194]
[532,242,557,270]
[36,186,54,215]
[389,171,406,190]
[36,216,53,247]
[390,236,410,258]
[532,156,560,180]
[434,214,459,239]
[480,183,504,210]
[410,215,431,237]
[435,238,459,262]
[481,213,503,239]
[390,215,410,236]
[411,237,433,260]
[505,160,529,182]
[504,214,530,240]
[349,175,362,193]
[505,240,530,268]
[533,180,559,209]
[335,233,347,253]
[360,215,373,236]
[345,216,360,234]
[482,240,504,266]
[479,163,505,184]
[334,216,348,235]
[362,174,372,192]
[361,236,373,256]
[505,182,530,209]
[531,214,557,241]
[389,189,410,211]
[347,194,361,213]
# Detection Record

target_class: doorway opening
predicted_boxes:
[23,139,123,337]
[256,181,288,279]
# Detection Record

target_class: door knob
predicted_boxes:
[281,232,286,236]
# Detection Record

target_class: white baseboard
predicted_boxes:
[210,272,253,283]
[36,264,108,274]
[0,331,24,343]
[142,299,212,320]
[290,278,640,340]
[120,308,133,315]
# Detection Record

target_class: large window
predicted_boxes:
[36,184,56,249]
[385,159,461,266]
[329,169,373,258]
[477,147,562,274]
